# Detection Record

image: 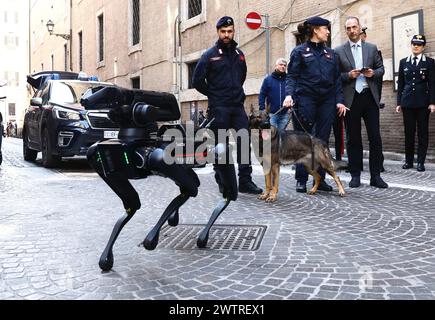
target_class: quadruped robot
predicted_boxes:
[81,86,238,271]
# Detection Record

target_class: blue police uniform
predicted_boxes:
[286,40,344,184]
[397,35,435,170]
[193,36,258,188]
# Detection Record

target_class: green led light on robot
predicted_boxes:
[124,152,130,165]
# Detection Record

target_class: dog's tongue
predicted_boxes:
[261,130,270,140]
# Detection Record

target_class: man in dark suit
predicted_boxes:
[360,27,385,172]
[335,16,387,188]
[396,35,435,172]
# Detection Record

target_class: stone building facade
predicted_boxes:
[29,0,435,160]
[0,0,30,131]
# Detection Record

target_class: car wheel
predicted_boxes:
[41,127,61,168]
[23,130,38,162]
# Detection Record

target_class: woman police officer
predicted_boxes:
[396,34,435,172]
[283,16,347,193]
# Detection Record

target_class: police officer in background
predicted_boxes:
[283,16,347,193]
[0,111,5,166]
[396,34,435,172]
[193,16,262,194]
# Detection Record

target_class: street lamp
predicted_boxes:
[46,19,71,40]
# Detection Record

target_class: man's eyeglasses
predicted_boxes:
[412,43,424,47]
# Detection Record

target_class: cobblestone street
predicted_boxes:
[1,137,435,300]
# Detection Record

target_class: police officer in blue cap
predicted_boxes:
[283,16,347,193]
[396,34,435,172]
[193,16,262,194]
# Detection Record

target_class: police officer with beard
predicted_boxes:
[193,16,262,194]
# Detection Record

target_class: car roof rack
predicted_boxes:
[27,71,80,90]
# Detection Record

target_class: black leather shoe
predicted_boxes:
[316,181,333,192]
[417,163,425,172]
[349,176,361,188]
[402,162,413,169]
[370,176,388,188]
[239,181,262,194]
[296,181,307,193]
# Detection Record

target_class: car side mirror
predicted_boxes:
[30,97,42,107]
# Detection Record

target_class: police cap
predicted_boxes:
[216,16,234,29]
[411,34,426,46]
[304,16,330,27]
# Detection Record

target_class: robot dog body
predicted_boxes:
[82,86,237,271]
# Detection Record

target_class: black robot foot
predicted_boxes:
[99,252,114,272]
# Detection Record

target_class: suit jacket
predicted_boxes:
[397,54,435,108]
[335,41,385,108]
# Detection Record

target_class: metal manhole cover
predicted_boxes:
[157,224,267,251]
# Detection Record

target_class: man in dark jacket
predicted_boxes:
[193,16,262,194]
[259,58,289,130]
[335,16,387,189]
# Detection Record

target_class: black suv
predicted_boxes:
[23,71,119,167]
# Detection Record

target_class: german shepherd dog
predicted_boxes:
[249,109,347,202]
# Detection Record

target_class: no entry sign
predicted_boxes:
[246,12,262,30]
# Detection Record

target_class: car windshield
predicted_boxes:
[50,81,108,104]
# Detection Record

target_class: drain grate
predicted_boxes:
[157,224,267,251]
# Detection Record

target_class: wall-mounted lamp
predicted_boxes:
[46,19,71,40]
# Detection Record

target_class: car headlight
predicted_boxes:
[53,106,81,121]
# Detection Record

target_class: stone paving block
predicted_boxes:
[3,140,435,300]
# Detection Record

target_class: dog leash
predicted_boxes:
[290,108,316,172]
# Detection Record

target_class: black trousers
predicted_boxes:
[402,107,430,164]
[207,106,253,184]
[345,90,383,178]
[332,115,344,160]
[0,126,3,165]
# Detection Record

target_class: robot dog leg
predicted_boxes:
[142,148,200,250]
[87,144,142,271]
[197,143,238,248]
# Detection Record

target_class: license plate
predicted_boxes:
[104,131,119,139]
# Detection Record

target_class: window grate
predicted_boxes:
[187,61,198,89]
[98,14,104,62]
[188,0,202,19]
[132,0,140,45]
[64,44,68,71]
[78,32,83,71]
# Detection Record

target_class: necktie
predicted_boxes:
[353,44,364,93]
[413,56,418,66]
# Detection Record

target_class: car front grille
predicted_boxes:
[86,112,118,129]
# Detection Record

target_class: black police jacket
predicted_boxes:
[286,41,344,104]
[397,54,435,108]
[193,39,247,108]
